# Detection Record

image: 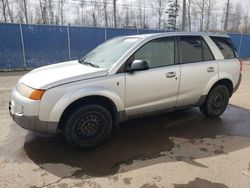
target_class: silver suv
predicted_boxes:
[9,32,242,149]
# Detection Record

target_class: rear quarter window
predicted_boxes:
[210,36,236,59]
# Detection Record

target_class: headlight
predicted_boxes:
[16,83,46,100]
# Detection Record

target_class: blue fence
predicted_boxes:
[0,23,249,70]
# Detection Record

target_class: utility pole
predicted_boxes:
[224,0,230,32]
[113,0,117,27]
[182,0,186,31]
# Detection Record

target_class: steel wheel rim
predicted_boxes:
[75,112,105,142]
[210,91,226,114]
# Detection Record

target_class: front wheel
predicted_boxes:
[63,104,112,149]
[200,85,230,118]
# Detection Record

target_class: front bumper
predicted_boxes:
[9,87,58,134]
[9,101,58,134]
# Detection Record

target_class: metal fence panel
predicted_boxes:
[0,23,250,70]
[0,23,24,69]
[239,34,250,58]
[230,33,250,58]
[106,28,138,40]
[229,34,242,52]
[70,26,105,60]
[138,29,164,34]
[22,24,69,68]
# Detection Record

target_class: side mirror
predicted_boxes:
[128,60,149,72]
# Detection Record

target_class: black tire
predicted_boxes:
[63,104,112,149]
[199,85,230,118]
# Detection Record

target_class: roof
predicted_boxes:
[126,31,230,39]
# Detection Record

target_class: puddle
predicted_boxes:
[174,178,229,188]
[2,105,250,178]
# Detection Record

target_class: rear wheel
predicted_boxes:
[63,104,112,149]
[200,85,230,118]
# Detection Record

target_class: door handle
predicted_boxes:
[207,67,215,72]
[166,72,176,78]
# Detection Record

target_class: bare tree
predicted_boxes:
[0,0,249,33]
[116,5,123,28]
[193,0,216,31]
[224,0,230,32]
[228,3,242,33]
[242,13,249,33]
[182,0,186,31]
[102,0,109,27]
[187,0,192,31]
[142,1,148,28]
[123,3,130,27]
[135,0,147,29]
[205,0,214,31]
[23,0,28,24]
[58,0,65,25]
[113,0,117,27]
[79,1,84,25]
[209,14,216,31]
[137,0,143,28]
[195,0,206,31]
[0,0,7,22]
[166,0,180,30]
[48,0,54,24]
[151,0,166,29]
[90,3,98,27]
[191,6,199,30]
[39,0,47,24]
[15,0,29,24]
[6,0,13,23]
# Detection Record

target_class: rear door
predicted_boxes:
[176,36,219,107]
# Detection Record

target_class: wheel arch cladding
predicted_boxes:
[58,95,118,130]
[209,79,233,97]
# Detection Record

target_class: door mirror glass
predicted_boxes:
[128,60,149,72]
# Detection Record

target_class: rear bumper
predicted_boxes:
[233,73,242,93]
[9,103,58,134]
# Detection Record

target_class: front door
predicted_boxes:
[125,37,180,116]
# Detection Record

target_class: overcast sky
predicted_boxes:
[231,0,250,7]
[174,0,250,12]
[214,0,250,10]
[124,0,250,16]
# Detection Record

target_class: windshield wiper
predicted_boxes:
[78,59,99,68]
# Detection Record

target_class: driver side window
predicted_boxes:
[134,37,175,68]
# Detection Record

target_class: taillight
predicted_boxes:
[238,58,243,72]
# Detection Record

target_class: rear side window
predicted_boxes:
[179,36,214,64]
[210,37,236,59]
[180,36,202,63]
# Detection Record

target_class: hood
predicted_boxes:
[19,60,108,89]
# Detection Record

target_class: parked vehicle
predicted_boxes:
[9,32,242,149]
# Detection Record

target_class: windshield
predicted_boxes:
[79,36,140,69]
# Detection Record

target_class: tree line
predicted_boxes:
[0,0,249,33]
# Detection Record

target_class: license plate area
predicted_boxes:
[9,100,23,114]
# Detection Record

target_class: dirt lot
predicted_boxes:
[0,62,250,188]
